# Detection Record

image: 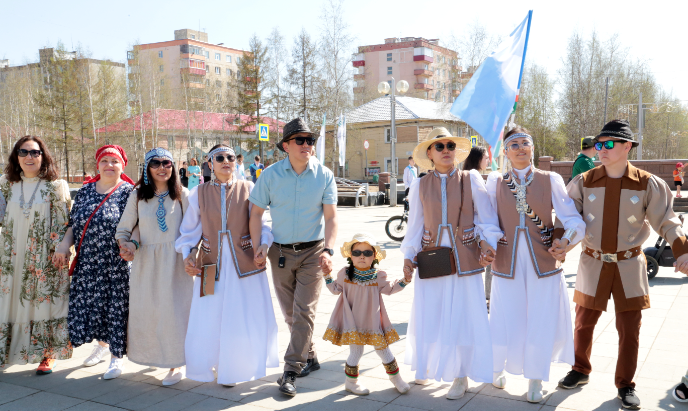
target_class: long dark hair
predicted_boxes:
[5,136,59,182]
[345,242,379,281]
[463,146,488,172]
[136,158,182,202]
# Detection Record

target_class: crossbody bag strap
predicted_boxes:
[68,181,124,276]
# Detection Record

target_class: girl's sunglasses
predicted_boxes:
[214,155,236,163]
[351,250,375,257]
[289,137,316,146]
[149,159,173,169]
[433,142,456,152]
[594,140,625,151]
[508,141,532,151]
[18,149,42,158]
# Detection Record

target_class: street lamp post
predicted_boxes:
[378,78,409,207]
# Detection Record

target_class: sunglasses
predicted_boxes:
[433,142,456,152]
[351,249,375,257]
[508,141,533,151]
[288,137,316,146]
[18,149,42,158]
[214,155,236,163]
[149,159,173,169]
[594,140,626,151]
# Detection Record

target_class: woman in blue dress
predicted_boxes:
[187,158,201,189]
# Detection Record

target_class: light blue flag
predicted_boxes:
[450,11,533,147]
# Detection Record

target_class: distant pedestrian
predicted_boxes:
[249,155,264,183]
[569,137,596,182]
[674,162,684,197]
[236,154,245,180]
[402,156,417,197]
[187,158,201,190]
[202,159,212,183]
[179,161,189,187]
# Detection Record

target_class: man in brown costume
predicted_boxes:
[558,119,688,410]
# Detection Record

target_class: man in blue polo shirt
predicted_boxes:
[249,118,338,397]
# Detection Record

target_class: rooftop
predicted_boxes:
[345,95,460,124]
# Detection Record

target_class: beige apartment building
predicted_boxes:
[127,29,247,108]
[352,37,464,105]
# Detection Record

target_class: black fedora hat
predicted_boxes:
[596,119,638,147]
[277,118,316,153]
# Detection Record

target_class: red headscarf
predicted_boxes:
[85,145,136,185]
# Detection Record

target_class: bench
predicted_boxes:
[336,178,368,207]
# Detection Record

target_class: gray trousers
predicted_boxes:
[268,241,324,373]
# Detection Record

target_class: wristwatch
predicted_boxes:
[323,248,335,256]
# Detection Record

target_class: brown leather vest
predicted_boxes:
[492,168,562,279]
[197,180,265,278]
[418,169,484,276]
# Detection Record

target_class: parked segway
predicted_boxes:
[643,214,685,279]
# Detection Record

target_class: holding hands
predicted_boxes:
[479,240,496,267]
[254,244,269,269]
[119,241,136,262]
[403,257,416,282]
[548,238,569,262]
[184,253,201,277]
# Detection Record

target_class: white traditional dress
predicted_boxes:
[486,166,585,381]
[175,182,278,385]
[401,170,502,383]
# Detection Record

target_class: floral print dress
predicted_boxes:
[0,174,71,367]
[67,182,133,358]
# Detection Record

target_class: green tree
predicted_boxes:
[236,34,268,157]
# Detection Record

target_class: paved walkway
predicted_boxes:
[1,204,687,411]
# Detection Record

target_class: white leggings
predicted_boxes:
[347,344,395,366]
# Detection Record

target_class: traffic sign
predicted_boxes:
[470,136,477,147]
[258,124,269,141]
[364,140,369,150]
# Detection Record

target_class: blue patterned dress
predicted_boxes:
[67,182,133,358]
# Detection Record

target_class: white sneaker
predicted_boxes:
[389,373,410,394]
[83,345,108,367]
[447,377,468,400]
[415,378,431,385]
[492,371,507,389]
[162,367,185,386]
[527,379,543,403]
[103,356,124,380]
[345,377,370,395]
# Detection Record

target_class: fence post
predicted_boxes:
[539,156,553,171]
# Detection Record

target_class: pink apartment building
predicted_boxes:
[352,37,461,104]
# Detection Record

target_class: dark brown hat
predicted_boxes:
[596,119,638,147]
[277,118,316,153]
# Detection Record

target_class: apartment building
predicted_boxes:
[127,29,247,107]
[352,37,463,104]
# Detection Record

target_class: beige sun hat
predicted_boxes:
[412,127,472,171]
[341,233,386,262]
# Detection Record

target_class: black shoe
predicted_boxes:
[277,371,298,396]
[558,370,590,389]
[297,358,320,378]
[618,387,641,409]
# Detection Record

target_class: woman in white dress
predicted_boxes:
[175,144,278,386]
[486,127,585,402]
[116,148,192,386]
[401,128,502,400]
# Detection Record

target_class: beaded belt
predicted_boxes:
[583,246,641,263]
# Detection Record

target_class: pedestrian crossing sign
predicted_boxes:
[471,136,477,147]
[258,124,269,141]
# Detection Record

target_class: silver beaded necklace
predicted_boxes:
[19,178,41,219]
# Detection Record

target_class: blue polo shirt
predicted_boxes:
[249,156,337,244]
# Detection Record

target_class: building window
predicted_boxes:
[205,51,209,58]
[216,80,221,87]
[226,68,231,76]
[158,51,163,58]
[226,81,231,87]
[226,55,231,62]
[206,79,210,85]
[216,94,221,101]
[215,67,220,74]
[206,65,210,72]
[387,53,392,61]
[160,79,164,86]
[236,57,241,64]
[159,65,164,72]
[237,71,240,80]
[384,128,391,143]
[191,34,196,39]
[387,67,392,75]
[215,53,221,60]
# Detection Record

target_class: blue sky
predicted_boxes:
[3,0,686,101]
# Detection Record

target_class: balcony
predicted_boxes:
[353,87,364,94]
[354,74,365,81]
[181,68,206,76]
[414,69,432,77]
[414,83,433,90]
[352,60,365,68]
[187,83,205,89]
[413,55,433,63]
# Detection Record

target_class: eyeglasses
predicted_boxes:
[214,155,236,163]
[351,250,375,257]
[508,141,533,151]
[433,142,456,152]
[149,159,172,169]
[18,149,42,158]
[288,137,316,146]
[594,140,626,151]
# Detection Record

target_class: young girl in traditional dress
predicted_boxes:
[322,233,411,395]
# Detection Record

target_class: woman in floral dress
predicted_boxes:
[53,145,135,380]
[0,136,71,374]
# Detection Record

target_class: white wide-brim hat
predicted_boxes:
[412,127,471,171]
[341,233,386,261]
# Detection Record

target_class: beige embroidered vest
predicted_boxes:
[418,169,484,276]
[198,180,264,278]
[492,168,562,279]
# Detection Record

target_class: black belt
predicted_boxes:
[274,240,322,252]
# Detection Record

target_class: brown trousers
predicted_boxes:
[572,304,642,388]
[268,241,324,373]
